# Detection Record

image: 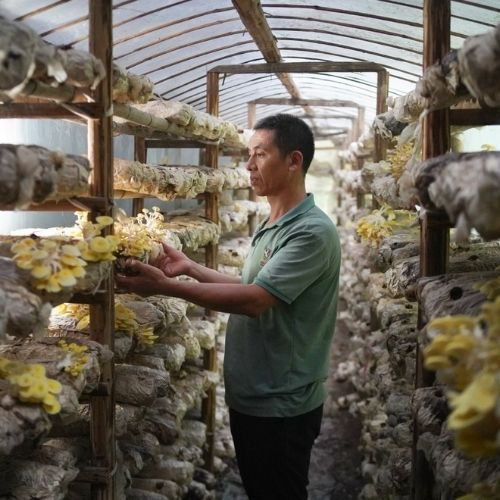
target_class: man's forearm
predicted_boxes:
[158,279,269,316]
[187,261,241,284]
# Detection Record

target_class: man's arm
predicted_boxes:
[116,259,279,316]
[185,259,241,284]
[155,243,240,284]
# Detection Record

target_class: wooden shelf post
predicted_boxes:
[132,136,146,215]
[202,70,220,471]
[412,2,451,499]
[87,1,116,498]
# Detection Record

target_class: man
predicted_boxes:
[116,114,341,499]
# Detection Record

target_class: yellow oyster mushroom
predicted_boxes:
[80,249,99,262]
[31,264,51,279]
[68,343,84,353]
[96,215,114,226]
[77,240,89,251]
[444,334,478,359]
[0,358,11,376]
[477,276,500,300]
[18,386,38,402]
[55,269,77,287]
[61,244,81,257]
[19,237,36,246]
[481,298,500,340]
[89,236,111,253]
[43,276,62,293]
[19,379,48,402]
[30,364,46,378]
[76,315,90,330]
[3,360,21,373]
[60,255,82,267]
[47,378,62,395]
[31,249,49,260]
[423,335,451,357]
[11,238,36,253]
[427,315,477,336]
[12,373,33,388]
[53,304,68,315]
[40,239,57,250]
[12,248,33,258]
[105,235,119,251]
[31,379,49,397]
[137,327,158,346]
[13,254,35,269]
[448,371,498,430]
[70,266,87,279]
[75,257,88,267]
[481,298,500,321]
[454,422,499,457]
[65,352,89,376]
[424,355,452,371]
[484,345,500,369]
[115,305,137,334]
[42,393,61,414]
[5,373,18,384]
[450,365,475,391]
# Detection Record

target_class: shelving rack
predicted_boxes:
[412,1,500,498]
[128,130,222,470]
[0,2,116,498]
[215,62,388,217]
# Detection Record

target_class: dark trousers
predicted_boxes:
[229,405,323,500]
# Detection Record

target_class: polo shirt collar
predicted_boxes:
[257,193,316,232]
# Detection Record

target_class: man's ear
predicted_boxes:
[288,150,303,172]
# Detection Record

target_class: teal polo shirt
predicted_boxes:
[224,194,341,417]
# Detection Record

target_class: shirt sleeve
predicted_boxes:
[253,226,332,304]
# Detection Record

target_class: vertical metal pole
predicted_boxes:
[202,70,220,471]
[88,1,115,499]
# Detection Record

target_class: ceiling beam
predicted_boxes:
[315,131,348,138]
[249,97,361,107]
[232,0,313,115]
[300,114,356,120]
[211,61,386,74]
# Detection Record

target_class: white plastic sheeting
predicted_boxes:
[1,0,499,131]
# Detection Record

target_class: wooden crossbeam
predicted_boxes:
[211,61,386,74]
[249,97,360,107]
[301,114,357,120]
[232,0,313,116]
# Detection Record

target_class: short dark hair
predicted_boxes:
[253,114,315,174]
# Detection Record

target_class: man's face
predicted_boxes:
[246,129,290,197]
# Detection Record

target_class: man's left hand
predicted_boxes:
[115,259,169,296]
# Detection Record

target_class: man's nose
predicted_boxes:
[246,156,255,171]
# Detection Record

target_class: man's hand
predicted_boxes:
[153,243,193,277]
[115,259,169,296]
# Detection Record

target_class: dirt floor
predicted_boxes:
[308,317,365,499]
[218,317,365,499]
